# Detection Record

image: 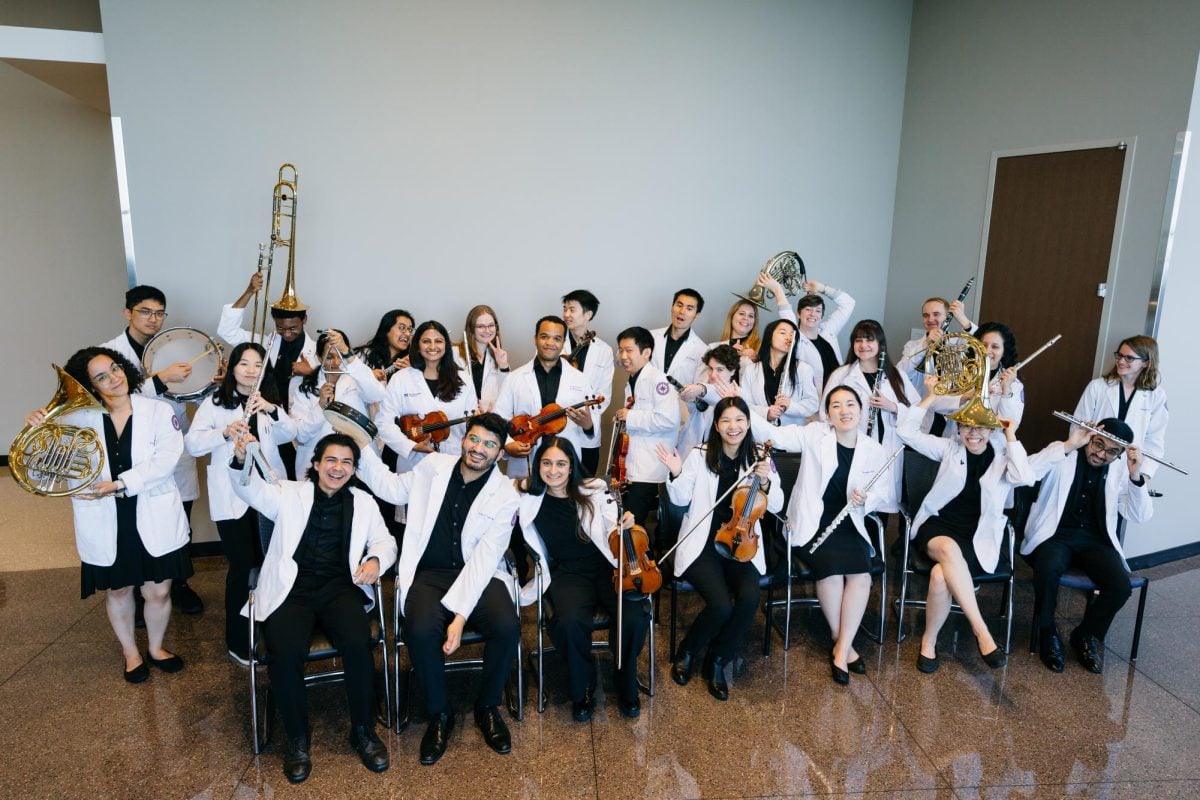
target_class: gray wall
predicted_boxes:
[96,0,911,368]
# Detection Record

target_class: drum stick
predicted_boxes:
[151,346,217,377]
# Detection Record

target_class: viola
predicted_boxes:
[397,410,472,448]
[508,395,604,446]
[566,330,597,371]
[609,522,662,595]
[606,396,634,492]
[713,442,773,563]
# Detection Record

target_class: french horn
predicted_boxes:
[9,365,107,497]
[732,251,807,310]
[926,332,1003,429]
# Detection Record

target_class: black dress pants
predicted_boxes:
[545,570,650,702]
[622,481,667,551]
[404,571,520,716]
[262,578,376,740]
[680,545,762,660]
[1031,528,1132,640]
[216,510,264,657]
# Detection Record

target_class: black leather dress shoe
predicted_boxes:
[420,713,453,765]
[349,724,389,772]
[617,693,641,718]
[916,652,940,674]
[124,661,149,684]
[671,651,696,686]
[146,652,185,673]
[571,686,595,722]
[847,656,866,675]
[171,580,204,615]
[1039,629,1065,673]
[283,736,312,784]
[707,657,730,701]
[474,706,511,754]
[1071,628,1105,674]
[979,644,1008,669]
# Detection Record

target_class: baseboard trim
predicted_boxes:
[1128,542,1200,571]
[190,541,223,558]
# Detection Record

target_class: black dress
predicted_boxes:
[802,443,874,578]
[913,446,995,577]
[80,415,193,598]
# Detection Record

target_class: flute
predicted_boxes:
[808,446,904,554]
[238,334,279,486]
[1011,334,1061,372]
[1052,410,1187,476]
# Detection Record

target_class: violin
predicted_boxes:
[713,441,773,563]
[508,395,604,446]
[606,396,634,492]
[566,330,597,371]
[609,522,662,595]
[397,410,472,448]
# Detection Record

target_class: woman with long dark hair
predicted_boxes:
[517,437,650,720]
[657,396,782,701]
[357,308,415,381]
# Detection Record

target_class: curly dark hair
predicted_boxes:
[63,345,144,401]
[974,321,1019,373]
[360,309,415,370]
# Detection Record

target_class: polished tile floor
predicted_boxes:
[1,478,1198,798]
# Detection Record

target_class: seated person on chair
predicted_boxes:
[355,413,521,766]
[1023,418,1151,674]
[747,386,894,686]
[656,396,782,702]
[516,437,650,721]
[230,432,397,784]
[896,374,1034,673]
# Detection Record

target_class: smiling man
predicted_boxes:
[355,413,521,766]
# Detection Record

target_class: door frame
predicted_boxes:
[974,137,1137,376]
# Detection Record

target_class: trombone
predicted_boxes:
[249,163,306,344]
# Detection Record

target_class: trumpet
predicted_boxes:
[1052,411,1188,476]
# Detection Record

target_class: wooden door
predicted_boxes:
[977,146,1126,451]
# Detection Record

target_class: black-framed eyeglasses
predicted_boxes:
[1112,351,1144,363]
[134,308,168,320]
[1088,437,1124,459]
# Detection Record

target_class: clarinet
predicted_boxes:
[864,349,887,438]
[665,375,709,412]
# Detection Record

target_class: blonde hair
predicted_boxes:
[455,304,503,366]
[1102,335,1160,390]
[719,299,761,352]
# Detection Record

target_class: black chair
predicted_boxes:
[528,554,655,713]
[246,569,391,754]
[894,448,1015,653]
[392,555,524,732]
[1027,514,1150,661]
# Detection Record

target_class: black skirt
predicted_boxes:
[914,516,987,578]
[801,522,874,579]
[80,495,193,598]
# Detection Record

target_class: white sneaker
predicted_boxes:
[228,649,251,667]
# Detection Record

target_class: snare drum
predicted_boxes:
[141,327,223,402]
[324,401,378,449]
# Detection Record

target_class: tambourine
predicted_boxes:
[324,401,378,449]
[142,327,223,402]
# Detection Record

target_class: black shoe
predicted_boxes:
[349,724,389,772]
[571,686,595,722]
[671,651,696,686]
[171,581,204,615]
[830,654,850,686]
[707,657,730,701]
[979,644,1008,669]
[617,693,641,718]
[474,706,511,754]
[1039,629,1065,673]
[419,712,453,765]
[146,652,185,673]
[134,593,145,629]
[124,661,149,684]
[847,656,866,675]
[1071,628,1105,674]
[283,736,312,784]
[916,651,940,674]
[701,650,716,682]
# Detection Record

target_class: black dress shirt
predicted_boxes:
[419,465,492,571]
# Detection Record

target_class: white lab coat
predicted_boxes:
[821,361,920,512]
[374,364,478,472]
[794,288,855,391]
[664,446,783,576]
[61,395,190,566]
[1021,442,1154,568]
[1073,378,1168,480]
[453,344,507,412]
[229,467,397,621]
[289,367,377,477]
[896,404,1035,573]
[741,357,820,430]
[101,331,200,501]
[357,448,520,617]
[621,363,682,483]
[650,327,709,389]
[516,478,616,605]
[493,359,601,479]
[564,334,615,415]
[185,398,296,521]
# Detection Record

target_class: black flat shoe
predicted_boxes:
[349,724,389,772]
[124,661,149,684]
[916,652,940,674]
[1071,628,1105,674]
[671,651,695,687]
[283,736,311,784]
[707,657,730,701]
[830,660,850,686]
[146,652,185,673]
[1039,629,1065,673]
[617,694,641,718]
[420,712,453,765]
[474,705,511,754]
[979,644,1008,669]
[847,656,866,675]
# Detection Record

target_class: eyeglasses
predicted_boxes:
[1112,352,1144,363]
[1088,437,1125,459]
[475,323,497,331]
[466,433,500,449]
[394,324,414,334]
[134,308,168,320]
[90,363,124,385]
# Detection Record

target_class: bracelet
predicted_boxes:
[499,367,510,373]
[341,349,352,359]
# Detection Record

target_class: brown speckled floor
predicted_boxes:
[1,476,1199,798]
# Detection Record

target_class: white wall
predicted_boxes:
[96,0,911,367]
[0,61,126,444]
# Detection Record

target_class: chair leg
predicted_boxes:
[896,566,909,643]
[1003,577,1014,654]
[872,567,887,645]
[784,574,793,651]
[669,581,678,659]
[380,640,392,729]
[1130,580,1148,662]
[250,661,262,755]
[646,604,656,697]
